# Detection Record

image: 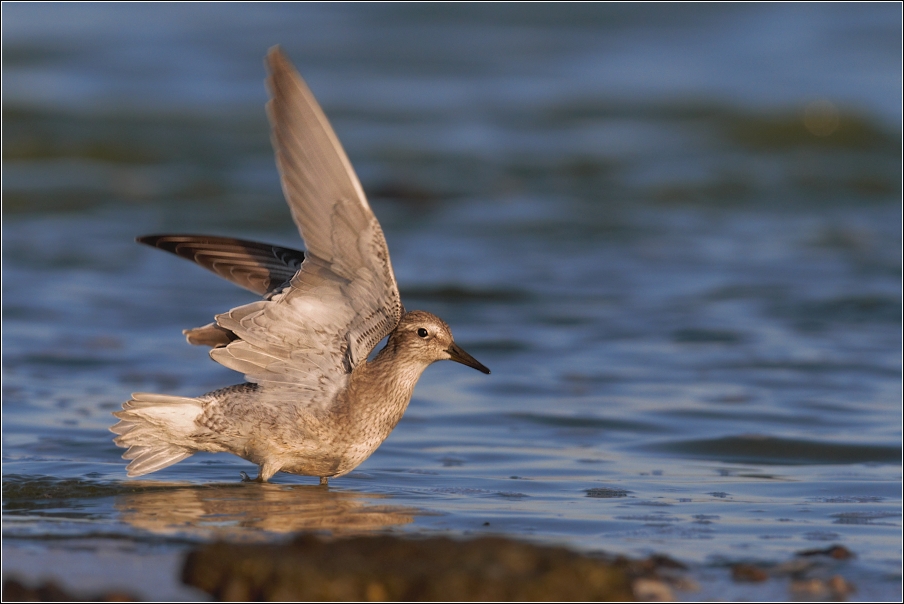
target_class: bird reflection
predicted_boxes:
[115,482,417,540]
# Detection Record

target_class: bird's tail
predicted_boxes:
[110,393,204,477]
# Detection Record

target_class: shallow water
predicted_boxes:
[3,4,901,600]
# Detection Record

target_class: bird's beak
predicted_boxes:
[447,342,491,374]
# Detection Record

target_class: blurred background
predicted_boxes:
[3,3,901,601]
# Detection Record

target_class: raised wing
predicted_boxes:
[137,234,304,297]
[208,47,403,388]
[267,48,388,281]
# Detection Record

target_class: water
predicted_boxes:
[3,4,901,600]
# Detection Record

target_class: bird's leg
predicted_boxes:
[319,476,329,486]
[257,463,280,483]
[240,465,273,483]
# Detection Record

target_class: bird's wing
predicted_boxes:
[137,234,304,297]
[207,47,403,390]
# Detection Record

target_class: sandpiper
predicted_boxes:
[111,47,489,485]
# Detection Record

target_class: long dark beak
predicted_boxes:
[447,342,491,374]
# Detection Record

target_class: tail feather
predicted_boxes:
[123,446,194,477]
[111,392,204,477]
[122,392,200,408]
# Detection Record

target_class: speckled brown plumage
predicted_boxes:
[110,47,489,484]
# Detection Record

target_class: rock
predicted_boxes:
[790,577,830,598]
[828,575,855,597]
[632,578,674,602]
[796,544,855,560]
[789,575,855,600]
[1,577,136,602]
[182,534,636,601]
[731,563,769,582]
[668,576,699,592]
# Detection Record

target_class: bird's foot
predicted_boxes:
[319,476,329,486]
[240,471,265,483]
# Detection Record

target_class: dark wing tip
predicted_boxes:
[136,234,201,255]
[136,234,161,246]
[134,234,305,296]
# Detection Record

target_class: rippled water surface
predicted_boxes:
[3,4,901,600]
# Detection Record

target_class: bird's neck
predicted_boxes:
[347,338,430,424]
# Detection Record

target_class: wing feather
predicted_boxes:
[137,234,304,296]
[188,47,404,393]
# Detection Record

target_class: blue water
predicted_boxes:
[3,4,901,600]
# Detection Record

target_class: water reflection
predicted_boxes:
[115,482,418,540]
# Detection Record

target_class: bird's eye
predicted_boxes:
[417,328,429,338]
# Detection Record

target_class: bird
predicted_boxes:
[110,47,490,486]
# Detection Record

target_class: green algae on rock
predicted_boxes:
[1,577,136,602]
[182,535,635,601]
